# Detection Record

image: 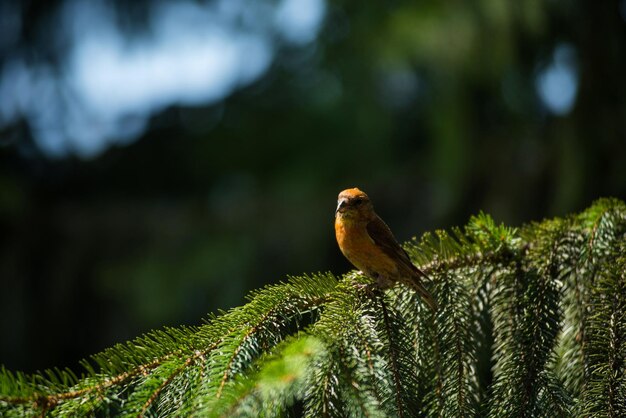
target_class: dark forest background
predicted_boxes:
[1,0,625,375]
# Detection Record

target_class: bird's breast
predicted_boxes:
[335,219,372,255]
[335,218,397,277]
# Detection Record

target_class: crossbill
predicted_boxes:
[335,187,437,311]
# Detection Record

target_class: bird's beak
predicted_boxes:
[335,198,347,214]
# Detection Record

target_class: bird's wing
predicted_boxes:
[366,216,427,279]
[367,216,437,311]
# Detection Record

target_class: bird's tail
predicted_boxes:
[406,270,438,311]
[407,267,439,312]
[413,283,438,312]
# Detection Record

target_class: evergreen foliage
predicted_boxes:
[1,199,625,417]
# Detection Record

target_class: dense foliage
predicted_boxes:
[1,198,624,417]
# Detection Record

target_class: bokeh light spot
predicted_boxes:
[535,44,579,116]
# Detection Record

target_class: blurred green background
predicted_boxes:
[1,0,625,374]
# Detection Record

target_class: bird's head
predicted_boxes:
[336,188,375,220]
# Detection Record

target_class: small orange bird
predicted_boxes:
[335,187,437,311]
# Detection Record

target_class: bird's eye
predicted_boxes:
[353,198,363,205]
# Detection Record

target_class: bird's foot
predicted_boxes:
[352,281,383,299]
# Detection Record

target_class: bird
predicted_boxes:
[335,187,437,311]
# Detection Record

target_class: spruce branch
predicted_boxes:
[1,199,625,417]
